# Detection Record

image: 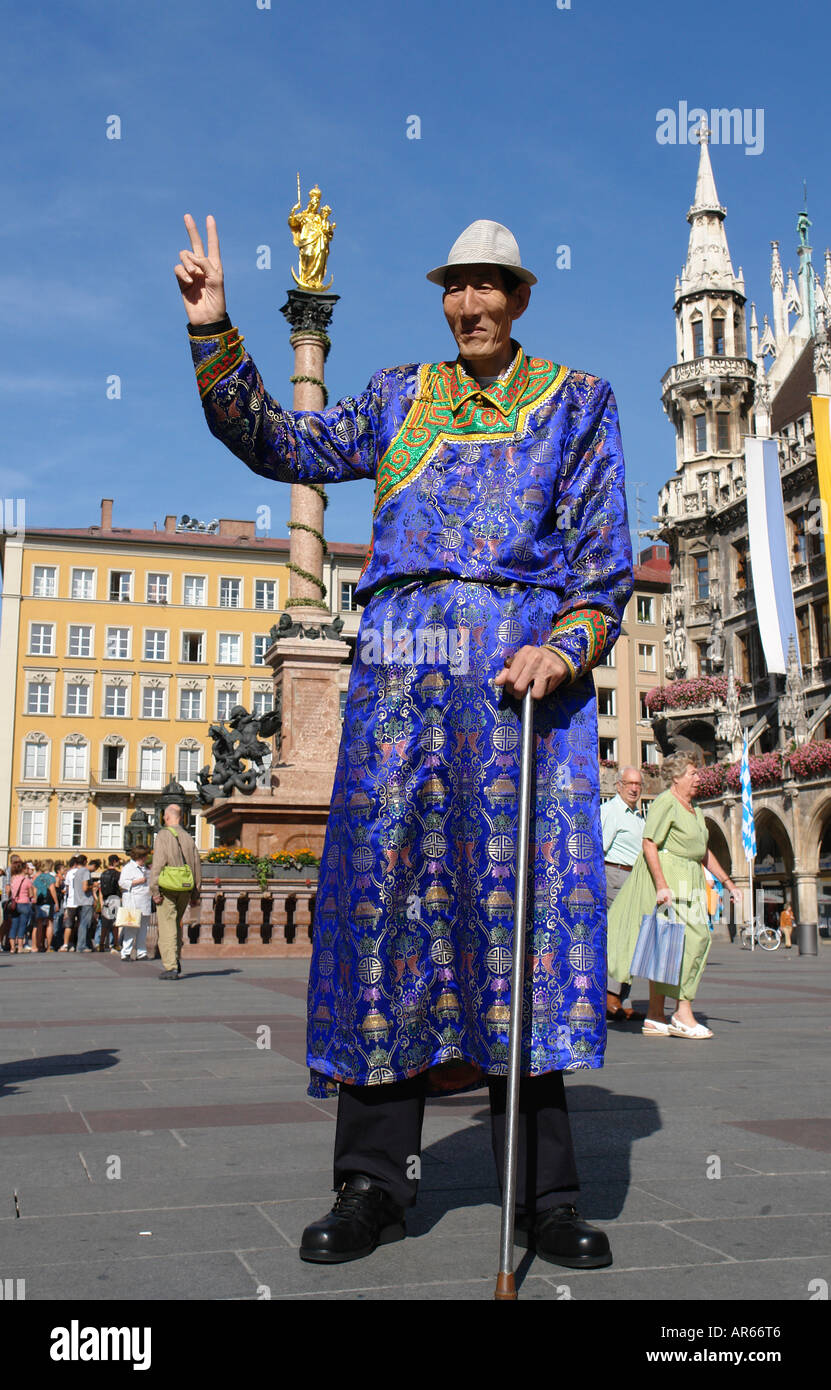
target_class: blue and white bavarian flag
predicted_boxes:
[741,733,756,860]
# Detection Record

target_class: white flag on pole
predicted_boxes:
[744,436,800,674]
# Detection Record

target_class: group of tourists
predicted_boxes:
[1,848,152,957]
[1,806,201,977]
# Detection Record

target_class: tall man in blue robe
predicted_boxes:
[175,215,634,1269]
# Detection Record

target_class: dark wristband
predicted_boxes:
[188,314,233,337]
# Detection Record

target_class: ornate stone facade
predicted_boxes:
[654,123,831,934]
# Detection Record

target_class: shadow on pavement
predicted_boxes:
[410,1083,662,1243]
[0,1049,119,1095]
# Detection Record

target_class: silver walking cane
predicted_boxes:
[494,686,535,1301]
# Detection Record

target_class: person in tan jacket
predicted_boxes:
[150,804,201,979]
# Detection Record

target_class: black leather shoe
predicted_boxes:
[299,1174,406,1264]
[158,969,179,980]
[515,1203,612,1269]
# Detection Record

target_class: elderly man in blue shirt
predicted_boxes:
[602,767,646,1021]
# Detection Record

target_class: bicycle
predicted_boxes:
[740,919,781,951]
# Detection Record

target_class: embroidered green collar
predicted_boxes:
[438,341,528,418]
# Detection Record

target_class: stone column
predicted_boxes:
[269,888,289,945]
[794,873,819,933]
[246,893,264,947]
[280,289,340,619]
[246,287,352,860]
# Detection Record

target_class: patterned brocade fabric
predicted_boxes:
[187,327,634,1095]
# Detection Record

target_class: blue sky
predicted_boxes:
[2,0,829,556]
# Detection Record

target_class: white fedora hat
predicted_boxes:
[426,219,537,287]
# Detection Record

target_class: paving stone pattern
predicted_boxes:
[0,943,829,1301]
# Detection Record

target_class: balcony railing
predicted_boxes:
[90,770,167,791]
[661,356,756,395]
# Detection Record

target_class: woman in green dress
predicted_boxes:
[606,752,741,1039]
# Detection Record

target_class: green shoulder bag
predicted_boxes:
[157,828,195,893]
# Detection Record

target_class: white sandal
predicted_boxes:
[641,1019,671,1037]
[668,1014,713,1039]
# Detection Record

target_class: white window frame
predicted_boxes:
[105,626,132,660]
[29,621,55,656]
[103,683,129,718]
[98,809,124,850]
[139,745,165,790]
[141,685,166,719]
[638,643,657,673]
[59,808,85,848]
[253,634,271,666]
[179,688,204,721]
[182,574,208,607]
[254,578,278,611]
[100,742,127,784]
[26,680,53,716]
[177,745,202,787]
[143,628,169,661]
[67,624,94,659]
[146,571,171,605]
[71,567,96,600]
[181,630,206,663]
[19,808,46,848]
[23,738,50,780]
[62,740,89,781]
[597,686,616,718]
[216,687,241,721]
[108,568,133,603]
[217,632,242,665]
[635,595,655,625]
[32,564,57,598]
[340,580,358,612]
[219,577,242,609]
[252,688,274,718]
[65,681,91,717]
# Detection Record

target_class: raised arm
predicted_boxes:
[175,214,381,484]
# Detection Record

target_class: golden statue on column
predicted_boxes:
[289,177,336,291]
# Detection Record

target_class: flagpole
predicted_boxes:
[740,732,757,950]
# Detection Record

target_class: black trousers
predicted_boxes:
[333,1071,580,1214]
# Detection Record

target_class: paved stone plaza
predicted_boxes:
[1,941,829,1302]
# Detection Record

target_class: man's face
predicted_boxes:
[618,774,642,809]
[442,264,529,366]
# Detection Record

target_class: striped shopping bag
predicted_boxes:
[629,904,685,986]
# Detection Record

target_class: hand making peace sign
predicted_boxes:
[174,213,227,325]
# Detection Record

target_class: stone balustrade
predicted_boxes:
[180,876,317,958]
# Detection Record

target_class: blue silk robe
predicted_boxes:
[189,326,634,1096]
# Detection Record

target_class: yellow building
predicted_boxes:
[0,499,368,859]
[595,546,671,806]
